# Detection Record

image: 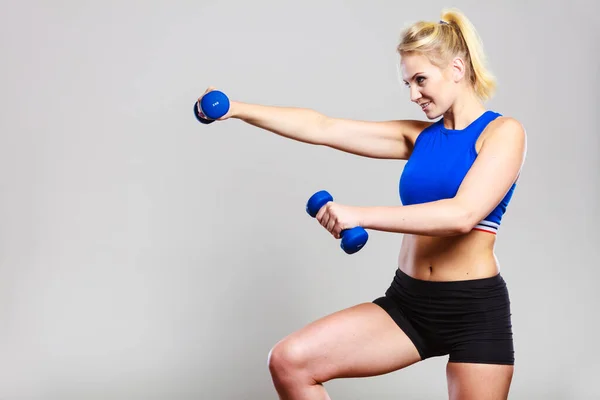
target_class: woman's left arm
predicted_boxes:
[316,117,527,238]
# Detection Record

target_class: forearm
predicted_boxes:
[359,199,474,237]
[230,101,328,145]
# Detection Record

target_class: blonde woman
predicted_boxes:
[199,8,526,400]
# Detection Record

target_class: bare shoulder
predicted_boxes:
[475,116,525,151]
[475,116,528,166]
[483,116,527,141]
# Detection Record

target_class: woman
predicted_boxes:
[199,8,527,400]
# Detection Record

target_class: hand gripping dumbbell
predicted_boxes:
[194,90,230,124]
[306,190,368,254]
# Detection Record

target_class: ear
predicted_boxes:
[450,56,467,82]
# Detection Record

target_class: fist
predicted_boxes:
[315,202,362,239]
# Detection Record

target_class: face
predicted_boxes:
[400,52,465,119]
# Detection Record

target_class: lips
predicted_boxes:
[420,102,431,111]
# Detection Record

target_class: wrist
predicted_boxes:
[357,206,371,229]
[228,101,244,119]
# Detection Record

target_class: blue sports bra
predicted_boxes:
[399,110,516,234]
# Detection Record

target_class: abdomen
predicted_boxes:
[397,231,499,281]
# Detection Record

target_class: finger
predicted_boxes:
[195,101,206,118]
[316,208,324,224]
[320,213,329,228]
[333,227,342,239]
[315,202,330,221]
[198,86,217,102]
[327,216,336,233]
[315,207,323,222]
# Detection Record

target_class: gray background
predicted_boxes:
[0,0,598,399]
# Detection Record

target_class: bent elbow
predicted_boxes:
[455,209,477,235]
[456,223,474,235]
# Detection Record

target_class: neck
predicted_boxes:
[442,89,487,130]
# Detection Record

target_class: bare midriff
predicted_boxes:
[397,230,499,281]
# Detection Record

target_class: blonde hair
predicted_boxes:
[397,8,496,101]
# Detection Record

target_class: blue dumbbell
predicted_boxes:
[194,90,230,124]
[306,190,369,254]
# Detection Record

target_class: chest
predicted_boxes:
[399,132,479,205]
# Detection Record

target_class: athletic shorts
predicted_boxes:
[373,268,514,365]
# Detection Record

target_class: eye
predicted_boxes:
[403,76,426,88]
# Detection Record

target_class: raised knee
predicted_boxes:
[267,339,307,378]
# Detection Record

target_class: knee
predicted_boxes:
[267,338,308,379]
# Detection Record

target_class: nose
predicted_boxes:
[410,85,422,102]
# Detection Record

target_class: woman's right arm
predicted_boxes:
[229,101,430,160]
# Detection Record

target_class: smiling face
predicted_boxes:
[400,52,466,119]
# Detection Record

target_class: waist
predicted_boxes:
[388,267,506,298]
[397,230,499,281]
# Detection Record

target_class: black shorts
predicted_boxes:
[373,268,514,365]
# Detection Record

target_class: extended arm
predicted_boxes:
[228,100,429,160]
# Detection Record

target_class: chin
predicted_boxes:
[424,109,443,120]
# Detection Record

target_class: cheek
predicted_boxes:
[429,81,454,104]
[421,87,441,103]
[421,79,442,97]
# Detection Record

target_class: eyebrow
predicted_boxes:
[403,72,424,83]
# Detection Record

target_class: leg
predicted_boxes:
[267,302,421,400]
[446,362,514,400]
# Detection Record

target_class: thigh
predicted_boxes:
[270,302,421,382]
[446,362,514,400]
